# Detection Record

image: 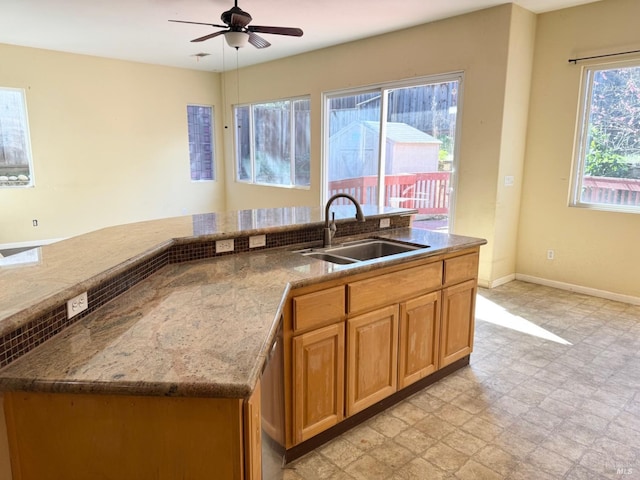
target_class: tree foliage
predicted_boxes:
[585,65,640,177]
[585,127,630,177]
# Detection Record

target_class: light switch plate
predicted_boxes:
[249,235,266,248]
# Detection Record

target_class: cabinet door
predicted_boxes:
[292,322,345,444]
[346,305,399,416]
[398,291,441,389]
[440,280,477,367]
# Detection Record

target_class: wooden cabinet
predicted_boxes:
[346,305,398,416]
[440,279,477,367]
[347,262,442,314]
[292,322,345,444]
[4,392,246,480]
[285,246,481,450]
[398,291,441,389]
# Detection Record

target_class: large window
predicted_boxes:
[571,60,640,212]
[324,74,463,232]
[187,105,214,181]
[235,97,310,187]
[0,88,34,188]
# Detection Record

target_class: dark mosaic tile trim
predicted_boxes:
[0,216,412,369]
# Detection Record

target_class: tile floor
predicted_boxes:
[283,280,640,479]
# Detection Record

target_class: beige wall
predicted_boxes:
[0,44,225,245]
[490,5,537,284]
[3,0,637,299]
[220,4,534,287]
[518,0,640,298]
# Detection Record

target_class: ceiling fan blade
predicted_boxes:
[191,30,228,43]
[230,12,252,28]
[169,19,227,29]
[248,32,271,49]
[248,25,303,37]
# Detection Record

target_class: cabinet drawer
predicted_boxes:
[293,286,345,332]
[443,253,479,286]
[347,262,443,314]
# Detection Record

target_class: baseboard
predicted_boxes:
[478,274,515,289]
[515,273,640,306]
[0,238,63,250]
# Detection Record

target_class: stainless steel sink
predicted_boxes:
[298,239,428,265]
[326,240,420,261]
[303,252,358,264]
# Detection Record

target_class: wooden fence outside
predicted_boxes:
[328,172,451,214]
[582,176,640,206]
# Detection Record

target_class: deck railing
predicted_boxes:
[582,176,640,206]
[328,172,451,214]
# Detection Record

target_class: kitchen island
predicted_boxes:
[0,206,485,479]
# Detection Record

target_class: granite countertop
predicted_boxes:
[0,208,485,399]
[0,205,407,336]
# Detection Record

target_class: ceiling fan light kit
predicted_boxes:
[169,0,303,50]
[225,31,250,48]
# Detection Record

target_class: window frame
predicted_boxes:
[0,87,35,188]
[186,104,215,182]
[570,59,640,213]
[233,95,311,189]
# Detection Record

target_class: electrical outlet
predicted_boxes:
[379,218,391,229]
[67,292,88,319]
[249,235,266,248]
[504,175,515,186]
[216,239,234,253]
[547,249,555,260]
[32,219,38,227]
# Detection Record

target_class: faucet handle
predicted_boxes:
[330,212,337,233]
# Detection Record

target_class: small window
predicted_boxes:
[234,97,310,188]
[0,88,34,188]
[187,105,214,181]
[571,61,640,212]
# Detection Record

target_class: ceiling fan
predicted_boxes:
[169,0,303,49]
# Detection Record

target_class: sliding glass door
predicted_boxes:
[324,74,462,232]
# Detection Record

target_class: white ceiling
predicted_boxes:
[1,0,601,72]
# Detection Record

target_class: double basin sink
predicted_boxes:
[296,238,429,265]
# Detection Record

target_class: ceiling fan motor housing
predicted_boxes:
[222,6,251,27]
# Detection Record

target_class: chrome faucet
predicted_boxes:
[324,193,365,247]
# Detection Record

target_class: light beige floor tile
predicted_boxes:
[393,426,438,455]
[454,459,503,480]
[472,444,517,476]
[367,412,410,438]
[407,390,446,412]
[343,454,393,480]
[527,446,574,477]
[414,413,457,439]
[459,416,504,442]
[289,452,339,480]
[423,442,469,472]
[317,437,364,469]
[368,440,415,470]
[341,424,387,452]
[390,458,450,480]
[387,399,429,424]
[442,429,486,456]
